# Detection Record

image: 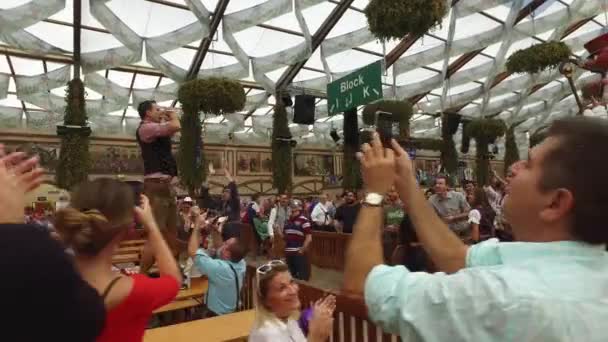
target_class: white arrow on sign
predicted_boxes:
[344,93,353,108]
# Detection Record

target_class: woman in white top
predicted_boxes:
[249,260,335,342]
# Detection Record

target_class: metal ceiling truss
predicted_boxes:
[408,0,551,106]
[275,0,356,91]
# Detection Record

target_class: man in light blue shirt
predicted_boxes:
[189,222,246,316]
[343,118,608,341]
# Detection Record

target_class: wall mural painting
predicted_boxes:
[205,150,224,174]
[1,142,145,175]
[293,153,338,186]
[92,146,143,174]
[237,151,270,175]
[261,152,272,173]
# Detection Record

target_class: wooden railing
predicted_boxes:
[309,231,350,270]
[242,264,399,342]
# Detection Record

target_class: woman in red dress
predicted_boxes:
[55,178,182,342]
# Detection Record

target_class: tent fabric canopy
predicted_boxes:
[0,0,606,154]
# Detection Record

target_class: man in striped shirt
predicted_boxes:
[283,199,312,280]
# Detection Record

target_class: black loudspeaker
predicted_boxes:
[293,95,316,125]
[330,129,340,143]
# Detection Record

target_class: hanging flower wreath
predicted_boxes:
[506,42,572,74]
[362,100,413,139]
[466,118,506,185]
[178,77,246,115]
[365,0,447,41]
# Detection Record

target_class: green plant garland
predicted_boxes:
[342,108,362,190]
[362,100,413,139]
[178,78,246,115]
[466,118,506,185]
[365,0,447,41]
[506,42,571,74]
[177,101,205,195]
[271,98,293,194]
[529,129,547,148]
[460,120,471,153]
[56,79,91,190]
[410,138,443,151]
[440,113,459,182]
[503,125,520,174]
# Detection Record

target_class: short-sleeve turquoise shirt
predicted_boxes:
[365,239,608,341]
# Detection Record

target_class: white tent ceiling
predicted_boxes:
[0,0,606,148]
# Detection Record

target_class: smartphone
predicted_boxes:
[375,111,393,148]
[126,181,143,207]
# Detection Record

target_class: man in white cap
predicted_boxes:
[283,199,312,280]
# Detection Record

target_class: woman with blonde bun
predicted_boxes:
[56,178,182,342]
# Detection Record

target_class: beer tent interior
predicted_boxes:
[1,0,607,159]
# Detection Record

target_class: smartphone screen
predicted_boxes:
[375,111,393,148]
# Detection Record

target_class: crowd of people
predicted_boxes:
[4,101,608,342]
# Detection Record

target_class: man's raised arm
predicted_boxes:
[390,140,468,274]
[342,134,396,295]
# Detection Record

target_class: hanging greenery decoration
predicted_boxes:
[503,125,520,175]
[342,108,362,190]
[56,79,91,190]
[176,80,219,195]
[410,138,443,151]
[365,0,447,41]
[440,113,460,182]
[362,99,413,139]
[506,42,572,74]
[529,129,547,148]
[460,120,471,153]
[466,118,506,186]
[177,106,205,195]
[178,78,246,115]
[271,97,293,194]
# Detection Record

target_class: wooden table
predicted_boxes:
[175,277,208,300]
[144,310,255,342]
[153,298,201,315]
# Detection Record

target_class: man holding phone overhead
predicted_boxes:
[136,100,181,273]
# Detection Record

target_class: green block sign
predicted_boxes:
[327,60,383,115]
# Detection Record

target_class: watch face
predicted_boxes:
[365,193,383,205]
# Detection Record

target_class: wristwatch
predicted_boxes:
[363,192,384,207]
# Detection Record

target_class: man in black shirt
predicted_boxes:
[334,191,361,234]
[136,100,181,272]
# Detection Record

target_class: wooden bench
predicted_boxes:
[115,246,143,255]
[144,310,255,342]
[112,253,139,264]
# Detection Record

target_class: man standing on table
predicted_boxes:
[136,100,181,272]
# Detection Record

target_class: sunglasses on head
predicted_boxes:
[256,260,287,297]
[256,260,285,275]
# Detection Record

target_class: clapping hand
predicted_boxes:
[0,146,45,224]
[309,295,337,341]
